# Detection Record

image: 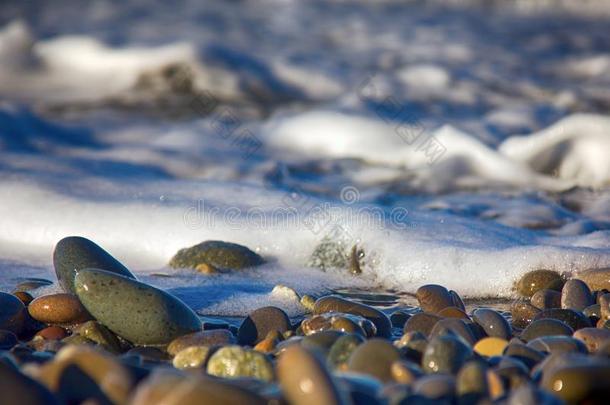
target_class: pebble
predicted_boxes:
[456,360,500,401]
[253,330,282,353]
[74,268,201,345]
[531,289,561,310]
[77,321,122,354]
[35,345,133,405]
[0,361,60,405]
[172,346,211,369]
[238,306,291,345]
[516,270,563,297]
[391,360,423,385]
[28,294,92,325]
[314,295,391,338]
[13,291,34,306]
[473,308,512,340]
[429,318,477,346]
[416,284,455,314]
[169,240,265,270]
[437,306,469,319]
[583,303,601,319]
[520,319,574,342]
[13,278,53,292]
[278,345,348,405]
[35,326,68,341]
[0,292,27,335]
[573,327,610,352]
[300,295,316,312]
[422,334,473,374]
[533,308,592,331]
[0,330,18,349]
[167,329,235,356]
[504,343,545,369]
[542,363,610,403]
[206,345,274,382]
[301,330,344,355]
[575,267,610,291]
[510,300,541,329]
[403,312,442,338]
[599,293,610,321]
[53,236,136,294]
[412,374,456,401]
[473,337,509,357]
[527,336,587,354]
[347,338,400,383]
[561,279,594,311]
[389,309,411,328]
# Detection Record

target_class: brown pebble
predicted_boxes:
[516,270,563,297]
[575,268,610,291]
[36,326,69,340]
[416,284,455,314]
[561,279,594,311]
[511,300,541,329]
[403,312,442,338]
[13,291,34,306]
[438,307,470,319]
[531,289,561,310]
[28,293,92,324]
[167,329,235,356]
[573,328,610,352]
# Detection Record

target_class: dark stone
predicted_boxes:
[314,295,392,338]
[473,308,512,340]
[521,319,573,342]
[347,338,400,383]
[0,361,60,405]
[533,308,592,331]
[169,240,265,270]
[404,313,443,338]
[238,306,291,345]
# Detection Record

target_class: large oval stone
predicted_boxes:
[28,294,92,325]
[314,295,391,338]
[206,345,274,382]
[561,279,594,311]
[53,236,136,294]
[472,308,512,340]
[347,338,401,383]
[575,268,610,291]
[516,270,563,297]
[416,285,454,314]
[169,240,265,270]
[74,269,201,345]
[237,306,291,345]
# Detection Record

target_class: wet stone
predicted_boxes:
[583,303,601,319]
[429,318,477,346]
[474,337,509,357]
[13,291,34,306]
[576,268,610,291]
[0,330,18,350]
[438,306,469,319]
[422,334,473,374]
[561,279,594,311]
[301,330,344,355]
[0,361,60,405]
[533,308,592,331]
[527,335,587,355]
[404,312,442,338]
[510,300,541,329]
[516,270,563,297]
[314,295,392,338]
[35,326,68,341]
[206,345,274,382]
[390,309,411,328]
[77,321,122,354]
[412,374,456,401]
[504,343,545,369]
[531,289,561,310]
[167,329,235,356]
[12,278,53,293]
[541,363,610,404]
[238,306,291,345]
[520,319,573,342]
[416,284,455,314]
[169,240,265,270]
[74,269,201,345]
[53,236,136,294]
[473,308,512,340]
[391,360,423,385]
[28,293,92,325]
[456,360,491,402]
[573,327,610,353]
[172,346,211,369]
[347,338,401,383]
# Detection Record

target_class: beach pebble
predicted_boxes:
[473,308,512,340]
[422,334,473,374]
[13,278,53,293]
[542,363,610,403]
[521,319,573,342]
[507,384,563,405]
[474,337,509,357]
[35,326,68,341]
[391,360,423,385]
[531,289,561,310]
[13,291,34,306]
[0,292,27,335]
[301,330,344,355]
[169,240,265,270]
[511,300,541,329]
[347,338,400,383]
[0,361,60,405]
[438,306,469,319]
[300,295,316,312]
[573,327,610,352]
[403,312,442,338]
[53,236,136,294]
[28,294,92,325]
[575,268,610,291]
[327,334,364,370]
[561,279,594,311]
[389,309,411,328]
[278,345,348,405]
[314,295,391,338]
[504,343,545,369]
[253,330,282,353]
[527,335,587,354]
[238,306,291,345]
[206,345,274,382]
[598,293,610,321]
[516,270,563,297]
[172,346,211,369]
[77,321,122,354]
[456,360,500,401]
[74,268,201,345]
[35,345,133,405]
[167,329,235,356]
[416,284,454,314]
[533,308,592,331]
[429,318,477,346]
[583,303,601,320]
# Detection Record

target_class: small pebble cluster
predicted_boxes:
[1,236,610,404]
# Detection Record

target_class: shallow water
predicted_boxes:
[1,0,609,316]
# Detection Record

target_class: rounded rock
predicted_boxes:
[542,363,610,403]
[0,330,18,350]
[314,295,391,338]
[172,346,211,369]
[206,345,274,382]
[347,338,401,383]
[416,284,454,314]
[404,312,443,338]
[561,279,594,311]
[74,269,201,345]
[0,292,27,335]
[573,327,610,352]
[422,334,473,374]
[511,300,541,329]
[473,308,512,340]
[516,270,563,297]
[527,335,587,355]
[575,268,610,291]
[53,236,136,294]
[521,319,573,342]
[35,326,69,341]
[327,334,365,370]
[28,294,92,325]
[474,337,509,357]
[533,308,592,331]
[238,306,291,345]
[169,240,265,270]
[167,329,235,356]
[531,289,561,310]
